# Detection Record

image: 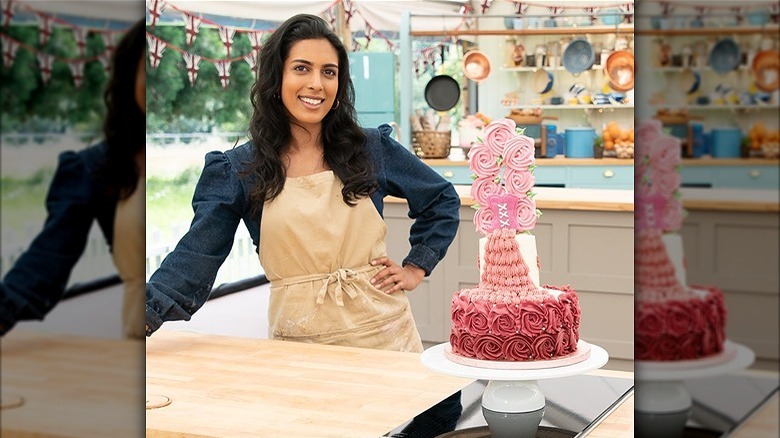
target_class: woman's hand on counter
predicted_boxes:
[370,257,425,294]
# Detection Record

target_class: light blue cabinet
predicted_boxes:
[680,164,779,189]
[428,163,634,190]
[348,52,396,128]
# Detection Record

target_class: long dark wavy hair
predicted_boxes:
[245,14,375,212]
[102,19,146,200]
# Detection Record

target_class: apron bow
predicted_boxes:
[316,268,361,306]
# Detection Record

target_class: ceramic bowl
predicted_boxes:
[752,50,779,92]
[462,50,492,82]
[562,39,595,74]
[709,38,741,74]
[604,50,634,91]
[531,68,554,94]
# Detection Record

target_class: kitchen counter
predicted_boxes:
[386,186,635,212]
[423,157,634,167]
[146,330,473,437]
[680,188,779,212]
[0,330,145,437]
[146,331,635,437]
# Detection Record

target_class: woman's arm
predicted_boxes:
[145,151,246,335]
[373,125,461,276]
[0,150,103,335]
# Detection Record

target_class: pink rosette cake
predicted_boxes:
[635,120,727,361]
[449,118,583,363]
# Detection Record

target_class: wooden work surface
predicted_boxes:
[0,330,145,437]
[146,330,474,437]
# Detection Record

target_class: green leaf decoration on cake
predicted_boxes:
[536,209,543,218]
[470,173,478,181]
[470,204,481,211]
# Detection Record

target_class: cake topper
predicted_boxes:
[468,118,541,235]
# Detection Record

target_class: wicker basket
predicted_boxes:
[412,130,451,158]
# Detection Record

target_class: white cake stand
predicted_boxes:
[421,341,609,438]
[633,340,755,438]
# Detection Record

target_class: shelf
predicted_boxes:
[505,104,634,110]
[410,25,633,37]
[636,26,778,36]
[501,65,608,72]
[653,65,753,73]
[652,104,778,111]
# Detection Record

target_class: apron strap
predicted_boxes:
[276,264,378,307]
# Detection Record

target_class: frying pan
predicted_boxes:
[424,75,461,111]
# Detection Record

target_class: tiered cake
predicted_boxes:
[634,120,727,361]
[448,118,583,363]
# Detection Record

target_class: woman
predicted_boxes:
[145,14,462,436]
[0,19,146,339]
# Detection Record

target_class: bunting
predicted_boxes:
[68,60,84,88]
[246,31,263,55]
[37,13,53,46]
[98,50,112,74]
[183,13,201,46]
[72,27,88,57]
[182,52,201,86]
[36,52,53,83]
[215,60,231,89]
[101,32,117,52]
[243,50,257,74]
[1,0,14,28]
[217,26,235,57]
[146,34,166,68]
[147,0,166,29]
[1,33,18,67]
[619,3,634,23]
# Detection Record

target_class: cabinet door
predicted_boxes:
[713,166,779,189]
[569,166,634,189]
[349,52,396,113]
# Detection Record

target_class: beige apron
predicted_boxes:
[260,170,423,353]
[112,169,145,339]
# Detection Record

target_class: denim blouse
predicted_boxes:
[0,142,117,334]
[145,124,460,335]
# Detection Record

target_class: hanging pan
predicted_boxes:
[424,75,461,111]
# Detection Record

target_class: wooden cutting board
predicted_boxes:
[146,330,475,437]
[0,330,145,437]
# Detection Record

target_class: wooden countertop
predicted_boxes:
[422,157,780,167]
[680,188,780,213]
[146,331,636,437]
[681,158,780,167]
[423,157,634,167]
[0,330,145,437]
[387,186,635,212]
[146,330,473,437]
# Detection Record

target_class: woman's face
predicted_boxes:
[280,38,339,131]
[135,55,145,114]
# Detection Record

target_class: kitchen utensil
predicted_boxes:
[462,50,492,82]
[708,38,741,74]
[711,128,743,158]
[565,127,597,158]
[507,113,559,125]
[563,39,595,74]
[531,68,554,94]
[752,50,779,92]
[604,50,634,92]
[678,68,700,94]
[424,75,460,111]
[599,9,623,26]
[747,10,770,26]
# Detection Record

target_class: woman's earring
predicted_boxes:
[274,92,280,100]
[332,99,340,110]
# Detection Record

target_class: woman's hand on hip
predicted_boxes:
[370,257,425,294]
